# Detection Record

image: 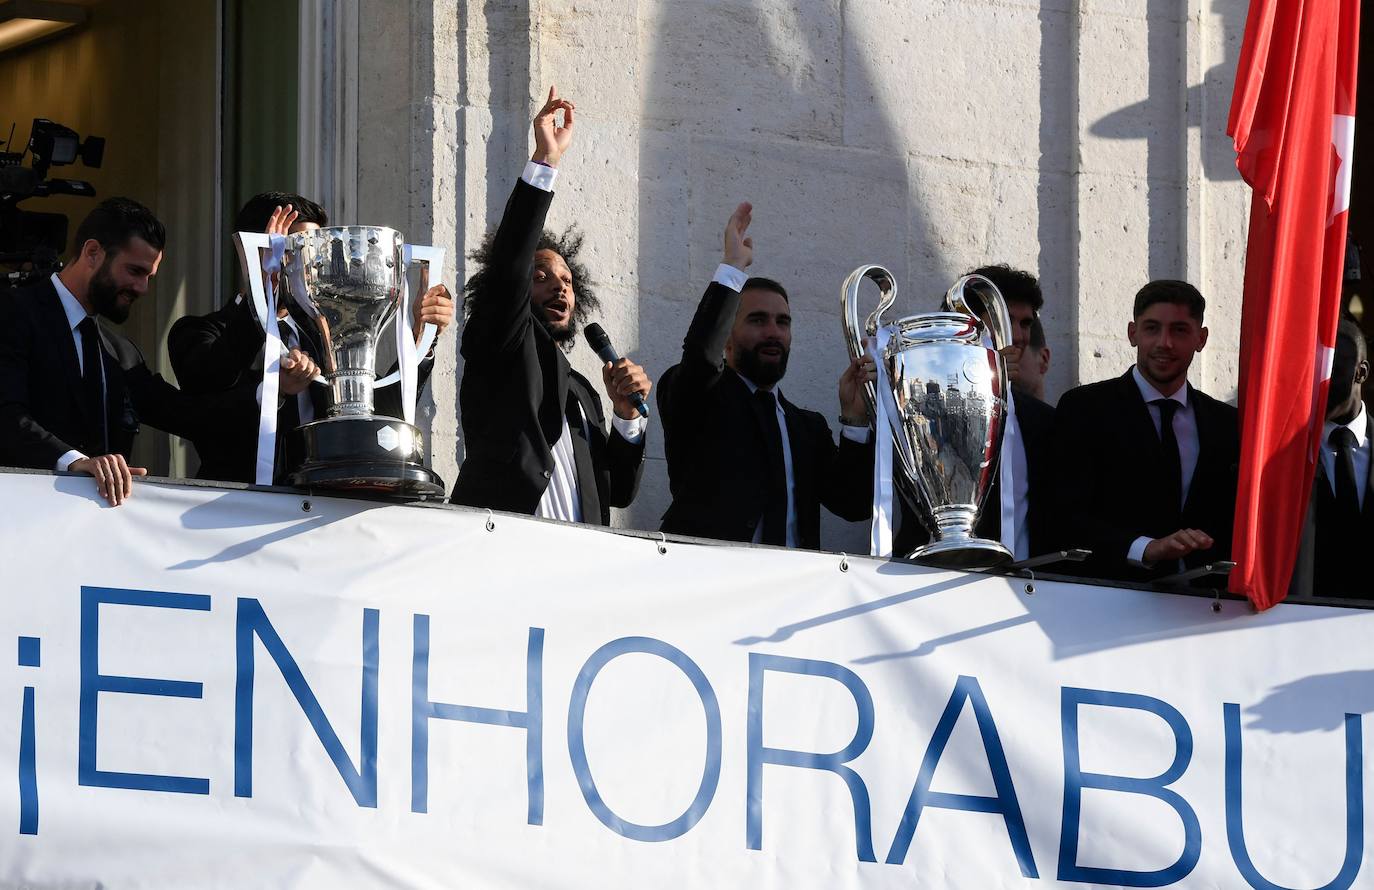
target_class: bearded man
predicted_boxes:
[656,202,876,549]
[0,197,257,506]
[449,87,652,525]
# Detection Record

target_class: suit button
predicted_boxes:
[542,470,552,479]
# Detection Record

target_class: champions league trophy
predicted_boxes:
[842,266,1014,568]
[233,226,445,495]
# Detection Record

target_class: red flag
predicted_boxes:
[1228,0,1359,610]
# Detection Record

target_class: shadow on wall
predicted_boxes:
[632,0,936,554]
[1088,0,1247,280]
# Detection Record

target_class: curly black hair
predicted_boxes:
[463,225,601,349]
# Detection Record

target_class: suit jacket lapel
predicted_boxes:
[566,379,601,522]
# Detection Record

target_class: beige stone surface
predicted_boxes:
[351,0,1254,553]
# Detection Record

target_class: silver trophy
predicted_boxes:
[281,225,444,495]
[843,266,1013,568]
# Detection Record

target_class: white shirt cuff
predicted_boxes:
[521,161,558,192]
[611,412,647,444]
[713,264,748,293]
[840,425,872,444]
[1127,536,1153,567]
[56,449,86,472]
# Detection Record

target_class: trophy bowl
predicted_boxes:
[283,225,444,495]
[843,266,1013,568]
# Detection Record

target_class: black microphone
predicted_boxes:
[584,323,649,419]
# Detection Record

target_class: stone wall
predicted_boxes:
[355,0,1252,553]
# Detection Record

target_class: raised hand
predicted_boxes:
[266,204,299,236]
[602,357,652,420]
[723,201,754,271]
[69,453,148,507]
[532,85,576,168]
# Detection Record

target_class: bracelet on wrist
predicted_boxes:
[839,414,869,427]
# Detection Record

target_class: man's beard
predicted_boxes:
[735,341,789,386]
[89,261,133,324]
[536,310,578,350]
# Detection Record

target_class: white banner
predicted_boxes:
[0,471,1370,889]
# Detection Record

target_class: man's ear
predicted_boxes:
[1038,345,1051,375]
[1357,358,1370,386]
[1197,325,1209,351]
[80,238,105,268]
[1127,320,1138,347]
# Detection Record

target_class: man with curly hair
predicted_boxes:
[449,87,651,524]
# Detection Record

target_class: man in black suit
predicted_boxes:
[893,265,1057,560]
[167,191,453,484]
[0,197,257,506]
[1051,280,1239,583]
[656,202,875,549]
[449,86,651,524]
[1291,317,1372,599]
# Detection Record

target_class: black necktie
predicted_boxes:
[1151,398,1183,512]
[1331,426,1362,521]
[753,389,787,545]
[77,317,108,455]
[564,387,598,522]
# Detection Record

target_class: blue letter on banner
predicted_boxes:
[79,586,211,795]
[886,675,1037,877]
[234,598,378,807]
[411,617,544,824]
[1058,686,1201,886]
[747,653,876,861]
[567,636,722,842]
[1224,702,1364,890]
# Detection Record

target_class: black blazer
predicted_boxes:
[448,178,644,524]
[1050,368,1239,583]
[167,294,434,484]
[0,279,255,470]
[1290,412,1374,599]
[656,280,874,550]
[893,387,1057,558]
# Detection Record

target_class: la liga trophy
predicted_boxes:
[842,265,1014,568]
[234,225,445,496]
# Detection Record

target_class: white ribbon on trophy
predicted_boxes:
[373,244,445,425]
[232,231,289,486]
[867,324,899,558]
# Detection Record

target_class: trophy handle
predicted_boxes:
[374,245,445,390]
[946,274,1013,356]
[841,264,897,419]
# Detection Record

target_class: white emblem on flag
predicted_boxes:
[1330,114,1356,223]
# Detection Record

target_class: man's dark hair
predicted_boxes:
[1337,315,1368,363]
[967,264,1042,312]
[233,192,329,234]
[1028,314,1047,350]
[463,225,601,337]
[1133,279,1205,322]
[742,276,789,303]
[72,197,166,256]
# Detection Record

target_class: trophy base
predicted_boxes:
[909,536,1013,570]
[290,416,446,497]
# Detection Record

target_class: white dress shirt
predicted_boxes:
[51,273,105,472]
[999,393,1030,561]
[1321,402,1370,509]
[713,264,871,547]
[520,160,647,521]
[1127,365,1200,566]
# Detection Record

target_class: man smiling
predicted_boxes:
[0,197,256,506]
[1050,280,1239,582]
